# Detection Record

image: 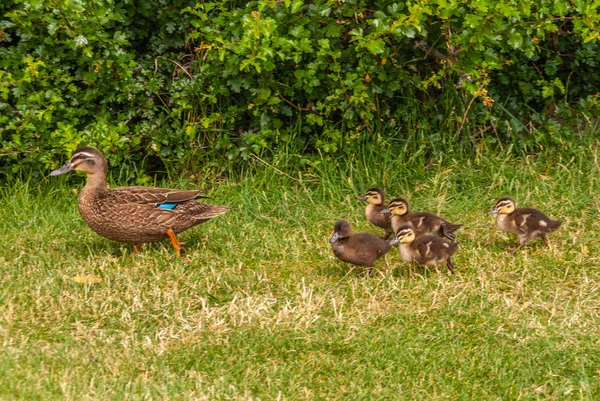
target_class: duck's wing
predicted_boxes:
[109,187,207,206]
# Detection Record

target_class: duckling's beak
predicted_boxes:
[329,232,340,243]
[389,237,399,245]
[488,207,498,215]
[380,207,390,214]
[50,162,74,176]
[357,195,367,201]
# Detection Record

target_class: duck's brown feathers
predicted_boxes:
[115,186,207,204]
[399,235,458,266]
[330,220,391,268]
[52,147,228,246]
[387,198,462,241]
[78,186,228,243]
[366,203,393,237]
[391,211,461,241]
[495,207,561,245]
[392,226,458,274]
[359,188,393,239]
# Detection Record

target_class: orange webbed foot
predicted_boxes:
[166,229,185,257]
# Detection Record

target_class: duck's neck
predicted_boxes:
[81,171,108,198]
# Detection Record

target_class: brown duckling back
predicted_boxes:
[489,197,562,254]
[382,197,462,241]
[330,219,391,269]
[390,225,458,274]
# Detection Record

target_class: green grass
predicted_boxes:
[1,140,600,400]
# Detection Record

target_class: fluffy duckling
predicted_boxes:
[329,219,391,271]
[390,225,458,274]
[381,197,462,241]
[357,188,393,239]
[488,197,562,254]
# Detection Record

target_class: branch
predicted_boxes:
[0,148,39,157]
[154,56,194,81]
[278,94,315,111]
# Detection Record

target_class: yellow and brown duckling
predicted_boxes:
[381,197,462,241]
[488,197,562,254]
[50,146,229,256]
[329,219,391,271]
[357,188,393,239]
[390,225,458,274]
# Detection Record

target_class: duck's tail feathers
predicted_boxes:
[549,219,562,231]
[444,222,463,233]
[192,205,230,221]
[442,222,463,241]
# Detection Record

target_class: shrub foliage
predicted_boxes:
[1,0,599,177]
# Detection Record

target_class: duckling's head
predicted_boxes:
[389,225,415,245]
[382,197,409,215]
[488,197,516,215]
[357,188,385,205]
[330,219,353,243]
[50,147,108,177]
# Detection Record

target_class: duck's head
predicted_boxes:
[488,197,516,215]
[330,219,352,243]
[50,147,108,177]
[389,225,415,245]
[357,188,385,205]
[381,197,408,215]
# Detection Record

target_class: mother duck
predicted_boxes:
[50,146,229,256]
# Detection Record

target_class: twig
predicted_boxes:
[4,103,22,116]
[154,56,194,81]
[278,94,315,111]
[455,83,484,138]
[0,148,39,157]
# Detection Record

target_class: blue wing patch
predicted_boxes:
[157,203,178,210]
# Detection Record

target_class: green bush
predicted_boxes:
[1,0,599,179]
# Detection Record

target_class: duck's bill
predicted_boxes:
[488,207,498,215]
[380,208,390,214]
[50,162,74,176]
[389,237,399,245]
[329,232,340,243]
[357,196,367,201]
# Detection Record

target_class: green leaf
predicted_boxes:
[507,33,523,49]
[553,78,565,94]
[366,38,386,55]
[542,85,554,98]
[291,0,303,13]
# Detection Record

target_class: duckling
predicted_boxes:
[50,146,229,256]
[488,197,562,254]
[381,197,462,241]
[390,225,458,274]
[329,219,391,271]
[357,188,393,239]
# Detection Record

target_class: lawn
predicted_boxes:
[1,141,599,400]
